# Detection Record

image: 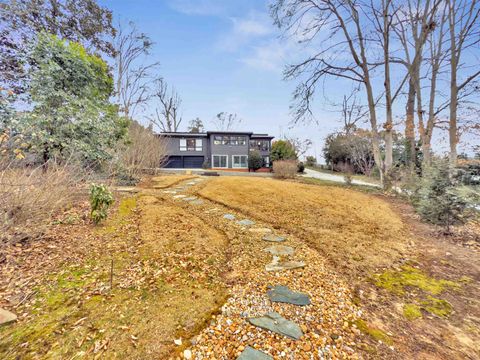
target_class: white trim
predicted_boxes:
[232,155,248,168]
[212,154,228,168]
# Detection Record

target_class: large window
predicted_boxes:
[262,156,270,167]
[180,138,202,151]
[232,155,248,168]
[249,139,270,151]
[212,155,228,168]
[213,135,246,146]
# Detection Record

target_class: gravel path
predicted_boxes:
[302,168,380,188]
[151,177,367,359]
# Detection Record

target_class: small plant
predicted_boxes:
[415,160,478,233]
[344,174,353,185]
[202,159,210,169]
[248,150,264,172]
[89,183,114,225]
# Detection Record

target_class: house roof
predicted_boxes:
[251,134,274,139]
[206,131,253,135]
[158,131,274,139]
[159,132,208,137]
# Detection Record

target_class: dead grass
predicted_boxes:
[199,176,408,277]
[0,163,83,241]
[0,192,228,359]
[149,174,196,189]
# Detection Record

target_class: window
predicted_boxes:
[212,135,247,146]
[213,136,222,145]
[212,155,228,168]
[180,138,202,151]
[249,139,270,151]
[232,155,248,168]
[262,156,270,167]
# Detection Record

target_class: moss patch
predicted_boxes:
[354,319,393,345]
[421,296,453,318]
[403,304,422,320]
[374,265,460,295]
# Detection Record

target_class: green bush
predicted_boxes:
[248,150,263,172]
[297,161,305,173]
[415,160,478,232]
[270,140,297,162]
[89,183,114,225]
[305,156,317,167]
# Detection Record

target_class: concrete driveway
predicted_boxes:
[301,168,381,188]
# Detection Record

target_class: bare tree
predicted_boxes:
[188,117,205,133]
[348,130,375,176]
[112,121,167,180]
[446,0,480,166]
[114,21,159,119]
[212,112,242,131]
[421,3,449,165]
[271,0,388,185]
[340,90,367,134]
[284,136,312,158]
[393,0,441,167]
[149,78,183,132]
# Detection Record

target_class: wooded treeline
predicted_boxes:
[271,0,480,186]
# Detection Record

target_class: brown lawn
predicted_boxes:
[199,176,408,277]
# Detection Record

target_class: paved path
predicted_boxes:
[301,168,381,188]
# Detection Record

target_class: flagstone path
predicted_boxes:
[147,176,365,359]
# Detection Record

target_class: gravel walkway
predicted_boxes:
[152,177,367,359]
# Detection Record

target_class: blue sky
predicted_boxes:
[100,0,478,159]
[100,0,339,160]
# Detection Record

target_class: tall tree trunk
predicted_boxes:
[448,2,458,167]
[383,0,393,173]
[364,76,384,184]
[405,79,416,167]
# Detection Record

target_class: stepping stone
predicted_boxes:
[249,228,272,234]
[0,308,17,325]
[262,234,286,243]
[237,219,255,226]
[173,195,187,199]
[237,346,273,360]
[223,214,236,220]
[191,200,204,205]
[265,256,306,272]
[267,285,311,306]
[248,312,303,340]
[263,245,294,256]
[182,196,197,201]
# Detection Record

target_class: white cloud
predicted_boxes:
[233,16,272,37]
[168,0,227,16]
[217,11,273,52]
[240,41,287,72]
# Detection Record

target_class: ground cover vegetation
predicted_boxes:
[1,0,479,359]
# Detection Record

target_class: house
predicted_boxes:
[161,131,274,169]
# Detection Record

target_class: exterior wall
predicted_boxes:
[164,136,207,157]
[209,133,250,168]
[249,137,273,167]
[161,132,273,169]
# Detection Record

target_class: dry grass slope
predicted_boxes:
[199,177,408,276]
